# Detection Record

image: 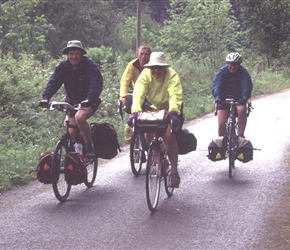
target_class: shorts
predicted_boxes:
[69,98,101,117]
[217,103,238,116]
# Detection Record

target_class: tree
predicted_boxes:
[38,0,121,58]
[236,0,290,66]
[0,0,52,58]
[159,0,241,70]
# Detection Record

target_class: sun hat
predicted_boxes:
[62,40,87,55]
[144,52,170,67]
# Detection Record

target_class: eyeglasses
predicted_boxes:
[150,66,164,70]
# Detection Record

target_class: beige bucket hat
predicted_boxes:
[144,52,170,67]
[62,40,87,55]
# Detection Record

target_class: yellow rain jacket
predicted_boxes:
[119,58,142,99]
[131,67,183,114]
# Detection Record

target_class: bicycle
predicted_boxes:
[48,101,98,201]
[133,110,175,212]
[215,98,252,178]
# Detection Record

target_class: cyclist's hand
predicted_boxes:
[168,111,180,129]
[38,99,49,108]
[215,97,221,104]
[237,99,247,105]
[127,112,138,126]
[81,100,92,107]
[118,98,125,107]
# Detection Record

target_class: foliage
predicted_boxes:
[0,0,52,59]
[236,0,290,66]
[38,0,123,58]
[159,0,242,70]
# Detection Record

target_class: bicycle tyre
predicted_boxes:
[84,158,98,187]
[146,142,161,212]
[52,140,71,202]
[228,124,236,178]
[130,132,143,176]
[164,155,174,197]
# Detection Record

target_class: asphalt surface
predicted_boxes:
[1,90,290,250]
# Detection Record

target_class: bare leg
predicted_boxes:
[163,126,179,175]
[75,107,93,143]
[236,104,247,137]
[217,110,229,136]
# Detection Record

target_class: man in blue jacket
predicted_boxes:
[212,52,253,138]
[39,40,103,162]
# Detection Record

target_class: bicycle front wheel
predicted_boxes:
[146,142,161,212]
[52,141,71,202]
[130,132,143,176]
[164,155,174,197]
[84,158,98,187]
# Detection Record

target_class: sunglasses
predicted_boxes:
[150,66,165,70]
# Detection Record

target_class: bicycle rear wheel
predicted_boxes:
[146,142,161,212]
[130,132,143,176]
[164,155,174,197]
[84,158,98,187]
[52,141,71,202]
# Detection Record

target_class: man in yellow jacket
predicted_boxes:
[119,45,151,142]
[127,52,183,188]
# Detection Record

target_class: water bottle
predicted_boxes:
[74,142,83,155]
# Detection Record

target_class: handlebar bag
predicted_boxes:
[137,110,166,124]
[64,152,87,185]
[137,110,167,133]
[37,151,53,184]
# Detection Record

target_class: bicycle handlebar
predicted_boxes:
[214,98,253,116]
[49,101,82,116]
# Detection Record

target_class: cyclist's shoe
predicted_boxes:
[169,173,180,188]
[124,124,131,143]
[84,149,96,163]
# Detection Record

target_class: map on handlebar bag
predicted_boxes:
[137,110,166,124]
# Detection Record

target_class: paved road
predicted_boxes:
[1,90,290,249]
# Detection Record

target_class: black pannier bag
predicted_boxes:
[37,151,53,184]
[236,137,253,163]
[176,128,197,155]
[91,122,121,159]
[207,137,226,161]
[64,152,87,185]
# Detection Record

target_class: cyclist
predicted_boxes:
[212,52,253,138]
[38,40,103,163]
[127,52,183,188]
[119,45,151,143]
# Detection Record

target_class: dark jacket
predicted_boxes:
[212,65,253,100]
[42,56,103,105]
